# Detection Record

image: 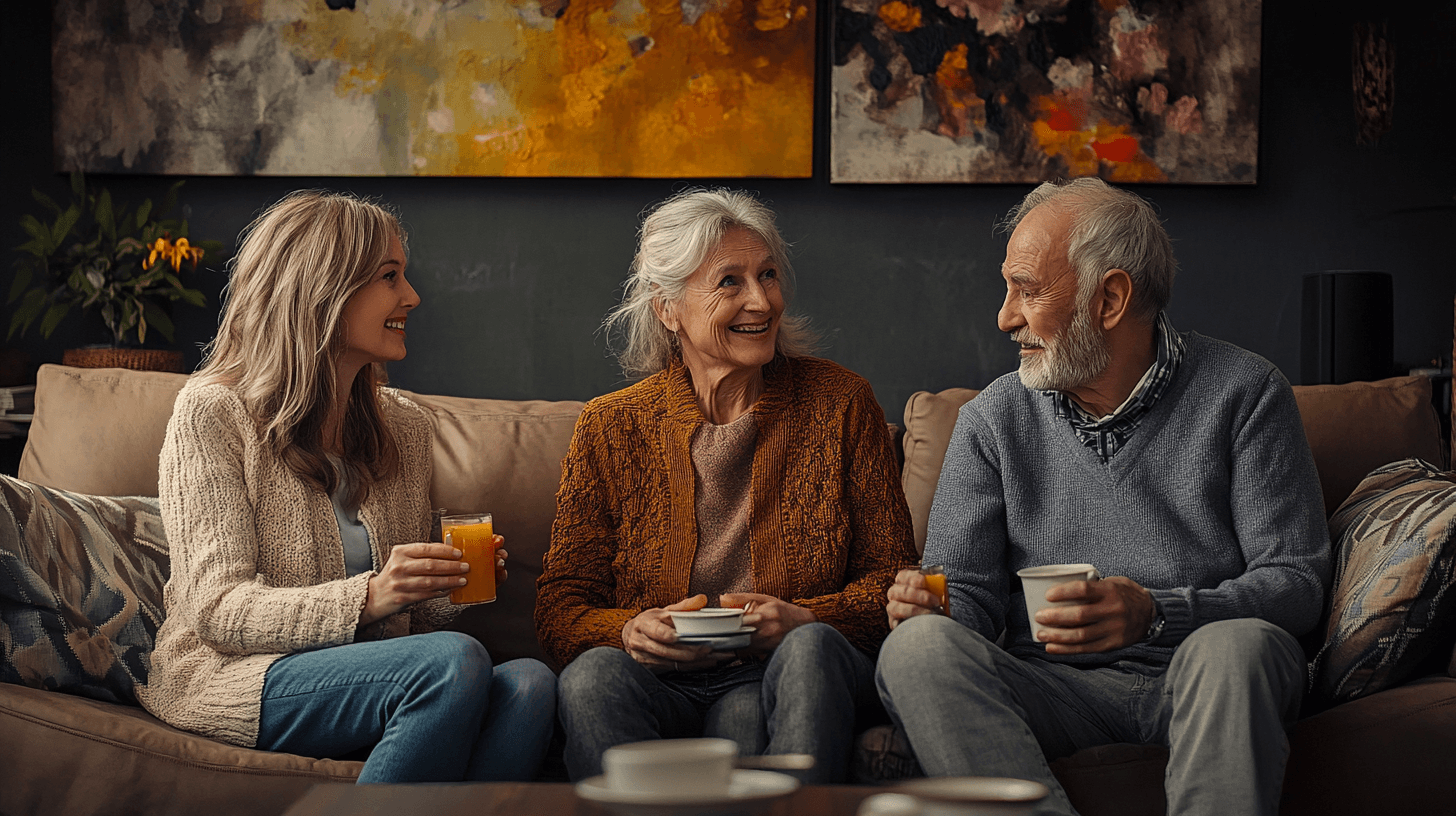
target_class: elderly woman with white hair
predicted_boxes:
[535,188,917,783]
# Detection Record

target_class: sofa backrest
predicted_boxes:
[19,364,584,667]
[21,365,1448,659]
[401,390,584,666]
[899,375,1448,555]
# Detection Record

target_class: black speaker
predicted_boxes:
[1300,271,1394,385]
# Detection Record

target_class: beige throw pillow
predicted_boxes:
[901,387,979,556]
[19,365,189,497]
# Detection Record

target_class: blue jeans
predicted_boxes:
[557,622,877,784]
[256,631,557,784]
[877,617,1305,816]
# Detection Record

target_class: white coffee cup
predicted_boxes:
[1015,564,1101,643]
[668,607,746,636]
[602,737,736,796]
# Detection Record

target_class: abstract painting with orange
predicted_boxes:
[832,0,1260,184]
[53,0,815,177]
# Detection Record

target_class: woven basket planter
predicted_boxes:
[61,347,186,373]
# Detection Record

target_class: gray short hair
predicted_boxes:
[604,188,817,379]
[1001,178,1177,322]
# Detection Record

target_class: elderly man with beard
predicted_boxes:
[875,178,1331,816]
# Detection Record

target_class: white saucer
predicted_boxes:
[675,626,756,649]
[576,769,800,816]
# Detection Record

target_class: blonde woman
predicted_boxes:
[138,190,555,783]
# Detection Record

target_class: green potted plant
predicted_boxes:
[7,172,222,372]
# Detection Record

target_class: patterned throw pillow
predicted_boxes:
[1309,459,1456,709]
[0,475,169,704]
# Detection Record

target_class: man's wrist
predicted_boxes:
[1144,598,1166,643]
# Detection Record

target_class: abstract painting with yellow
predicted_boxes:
[53,0,816,177]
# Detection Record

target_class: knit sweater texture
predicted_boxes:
[139,380,448,747]
[925,332,1333,668]
[536,356,919,667]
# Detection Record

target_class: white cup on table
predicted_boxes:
[601,737,736,797]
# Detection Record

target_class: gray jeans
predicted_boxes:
[558,622,878,784]
[876,616,1305,816]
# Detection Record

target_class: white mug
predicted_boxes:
[1016,564,1101,643]
[601,737,736,797]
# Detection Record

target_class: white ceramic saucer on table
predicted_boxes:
[575,768,800,816]
[674,626,756,650]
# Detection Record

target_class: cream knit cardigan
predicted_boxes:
[138,380,452,747]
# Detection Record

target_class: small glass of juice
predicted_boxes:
[919,564,950,616]
[441,512,495,605]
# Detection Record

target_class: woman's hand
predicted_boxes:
[720,592,816,656]
[360,542,470,627]
[621,594,732,673]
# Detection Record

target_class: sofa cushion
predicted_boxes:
[19,364,189,496]
[1282,676,1456,816]
[1309,459,1456,709]
[0,475,168,704]
[901,388,979,555]
[1292,375,1445,516]
[0,681,355,816]
[405,391,584,668]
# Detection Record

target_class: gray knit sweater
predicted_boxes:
[925,332,1332,668]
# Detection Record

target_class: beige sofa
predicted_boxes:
[1,363,1452,816]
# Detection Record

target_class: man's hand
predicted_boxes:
[1033,576,1155,654]
[492,535,509,584]
[720,592,816,656]
[886,568,945,629]
[361,542,470,626]
[621,594,733,673]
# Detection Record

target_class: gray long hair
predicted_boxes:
[1001,177,1178,322]
[603,188,817,379]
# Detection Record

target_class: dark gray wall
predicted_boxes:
[4,2,1453,422]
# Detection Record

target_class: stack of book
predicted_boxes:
[0,384,34,439]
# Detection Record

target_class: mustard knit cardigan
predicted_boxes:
[139,381,450,747]
[536,356,918,668]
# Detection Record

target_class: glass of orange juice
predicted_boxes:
[441,513,495,605]
[920,564,950,616]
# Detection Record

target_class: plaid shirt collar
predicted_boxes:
[1046,311,1185,463]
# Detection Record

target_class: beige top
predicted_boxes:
[687,412,757,603]
[138,380,450,747]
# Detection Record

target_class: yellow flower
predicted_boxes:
[143,237,168,270]
[175,237,204,268]
[143,236,205,271]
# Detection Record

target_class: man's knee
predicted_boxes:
[1175,619,1302,675]
[879,615,996,681]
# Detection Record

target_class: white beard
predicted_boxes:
[1014,304,1111,392]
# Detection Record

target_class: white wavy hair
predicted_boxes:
[603,188,817,379]
[1001,177,1178,322]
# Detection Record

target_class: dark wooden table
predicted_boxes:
[281,781,882,816]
